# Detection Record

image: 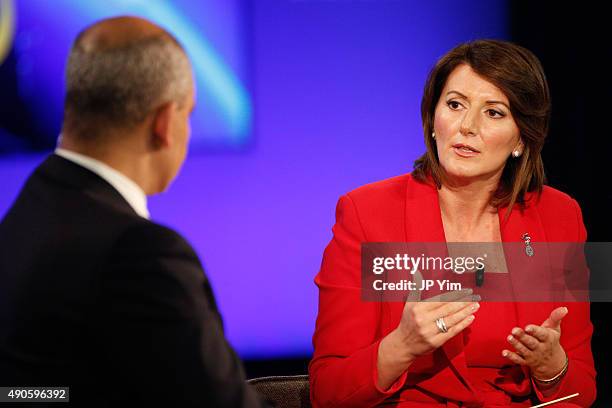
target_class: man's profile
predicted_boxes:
[0,16,266,407]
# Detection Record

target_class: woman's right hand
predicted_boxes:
[396,287,479,360]
[377,276,479,390]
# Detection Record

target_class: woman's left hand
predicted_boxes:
[501,306,568,380]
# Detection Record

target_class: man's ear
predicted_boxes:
[152,102,176,148]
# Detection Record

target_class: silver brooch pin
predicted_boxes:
[522,232,534,256]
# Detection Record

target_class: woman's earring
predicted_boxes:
[513,150,521,158]
[432,131,436,139]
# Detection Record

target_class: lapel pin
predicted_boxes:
[522,232,534,257]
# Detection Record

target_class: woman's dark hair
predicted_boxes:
[413,39,550,215]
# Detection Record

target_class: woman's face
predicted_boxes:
[433,64,523,183]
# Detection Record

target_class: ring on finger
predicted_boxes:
[435,317,448,333]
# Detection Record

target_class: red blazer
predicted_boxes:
[309,173,596,407]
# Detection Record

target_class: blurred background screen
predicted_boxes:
[0,0,252,153]
[0,0,508,360]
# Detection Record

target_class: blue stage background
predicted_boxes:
[0,0,507,358]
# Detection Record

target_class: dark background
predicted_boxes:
[511,1,611,406]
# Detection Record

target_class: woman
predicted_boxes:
[309,40,596,407]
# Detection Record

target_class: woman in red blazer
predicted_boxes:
[309,40,596,407]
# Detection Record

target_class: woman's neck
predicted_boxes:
[438,175,500,231]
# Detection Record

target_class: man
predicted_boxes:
[0,16,267,407]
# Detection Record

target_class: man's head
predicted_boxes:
[61,16,195,194]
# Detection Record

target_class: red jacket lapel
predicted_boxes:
[400,178,476,400]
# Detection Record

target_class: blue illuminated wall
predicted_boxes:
[0,1,508,358]
[0,0,251,151]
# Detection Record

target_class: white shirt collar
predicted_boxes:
[54,148,150,219]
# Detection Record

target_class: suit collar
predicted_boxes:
[35,154,139,218]
[55,148,149,219]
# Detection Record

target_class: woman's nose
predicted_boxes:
[460,108,479,137]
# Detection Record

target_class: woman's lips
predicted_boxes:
[453,146,480,158]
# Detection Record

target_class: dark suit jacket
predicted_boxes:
[0,154,266,407]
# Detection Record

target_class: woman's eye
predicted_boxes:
[487,109,504,118]
[447,101,504,118]
[447,101,461,110]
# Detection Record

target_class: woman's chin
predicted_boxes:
[441,163,481,181]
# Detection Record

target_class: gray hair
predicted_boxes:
[63,35,192,137]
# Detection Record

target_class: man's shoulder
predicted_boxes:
[104,219,199,265]
[101,222,205,293]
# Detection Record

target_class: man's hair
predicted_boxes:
[413,39,550,216]
[63,26,192,139]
